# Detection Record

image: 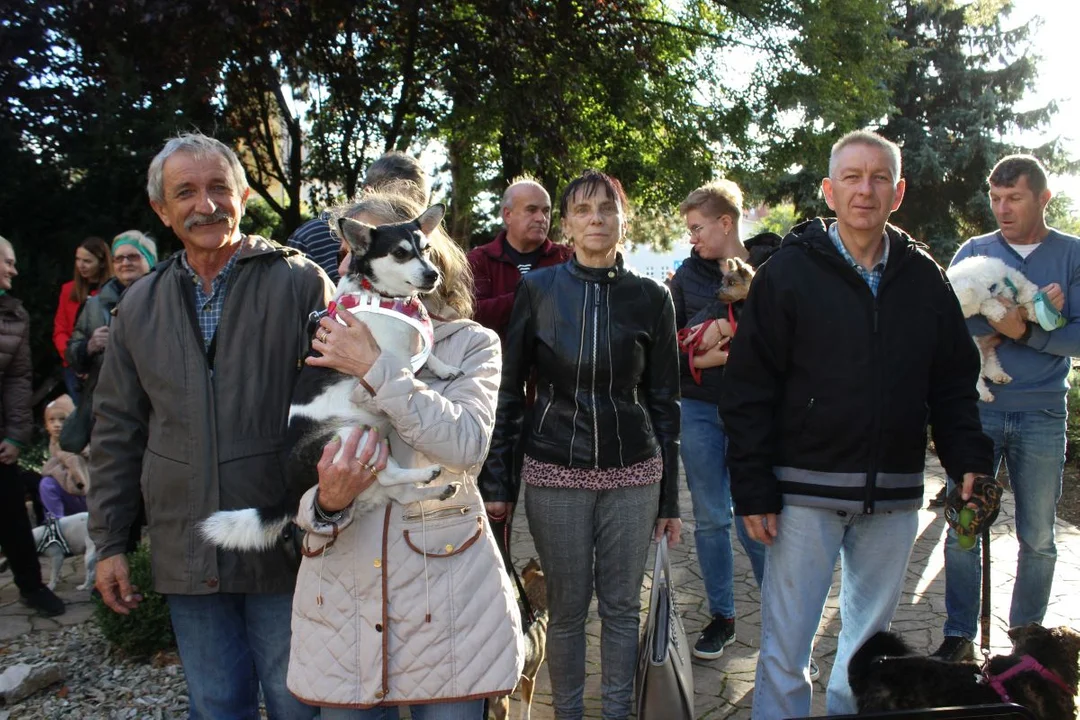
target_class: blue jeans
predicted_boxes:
[752,505,918,719]
[943,407,1065,639]
[167,593,315,720]
[319,700,484,719]
[680,398,767,617]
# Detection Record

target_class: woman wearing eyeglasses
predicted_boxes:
[669,181,782,661]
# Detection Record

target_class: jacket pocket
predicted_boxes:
[402,515,484,559]
[535,383,555,436]
[633,387,653,433]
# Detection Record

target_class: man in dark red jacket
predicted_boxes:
[469,178,571,521]
[468,178,572,344]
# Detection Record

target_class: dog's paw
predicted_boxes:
[424,466,443,484]
[439,482,462,500]
[987,370,1012,385]
[979,387,996,402]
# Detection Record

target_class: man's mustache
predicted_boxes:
[185,210,232,230]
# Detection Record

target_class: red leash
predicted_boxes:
[677,305,737,385]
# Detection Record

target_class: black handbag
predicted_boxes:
[636,536,695,720]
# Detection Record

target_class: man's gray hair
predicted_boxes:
[500,175,548,212]
[829,130,902,182]
[363,151,430,205]
[0,235,13,258]
[146,133,249,205]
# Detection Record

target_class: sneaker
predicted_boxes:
[693,615,736,660]
[931,635,974,662]
[19,586,66,617]
[809,658,820,680]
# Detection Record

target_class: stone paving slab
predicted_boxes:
[2,452,1078,719]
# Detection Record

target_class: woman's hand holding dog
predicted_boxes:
[689,319,733,369]
[308,310,382,380]
[316,426,390,514]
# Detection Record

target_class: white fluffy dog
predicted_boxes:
[946,255,1038,402]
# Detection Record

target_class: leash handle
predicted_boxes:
[487,511,536,628]
[980,526,992,662]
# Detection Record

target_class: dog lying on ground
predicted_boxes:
[490,558,549,720]
[0,512,97,591]
[947,255,1040,402]
[199,204,464,552]
[849,624,1080,719]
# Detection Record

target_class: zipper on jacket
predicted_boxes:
[537,383,555,435]
[402,504,469,522]
[865,297,883,514]
[606,289,623,466]
[633,387,652,433]
[569,288,589,465]
[592,283,600,468]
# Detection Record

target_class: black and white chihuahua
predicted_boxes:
[200,204,463,552]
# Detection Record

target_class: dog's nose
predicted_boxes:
[76,483,85,490]
[422,270,439,286]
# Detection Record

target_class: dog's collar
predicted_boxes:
[982,654,1076,702]
[328,289,434,372]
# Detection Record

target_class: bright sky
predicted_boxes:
[1009,0,1080,201]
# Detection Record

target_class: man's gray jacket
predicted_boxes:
[88,235,334,594]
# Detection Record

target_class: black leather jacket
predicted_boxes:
[480,254,682,518]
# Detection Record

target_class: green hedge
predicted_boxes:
[92,544,175,657]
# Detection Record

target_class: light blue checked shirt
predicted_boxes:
[179,246,241,351]
[828,223,890,296]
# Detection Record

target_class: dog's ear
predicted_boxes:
[417,204,446,236]
[724,258,738,272]
[338,217,375,257]
[1008,623,1043,648]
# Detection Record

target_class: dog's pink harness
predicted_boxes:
[982,654,1076,702]
[328,284,435,373]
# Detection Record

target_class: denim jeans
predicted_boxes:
[167,593,315,720]
[319,700,484,719]
[943,407,1066,639]
[752,505,918,719]
[526,481,660,720]
[680,398,767,617]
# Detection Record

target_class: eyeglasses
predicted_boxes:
[686,217,723,239]
[113,253,144,265]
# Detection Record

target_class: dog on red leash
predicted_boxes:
[676,257,755,385]
[490,558,549,720]
[849,624,1080,719]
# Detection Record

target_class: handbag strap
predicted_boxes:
[650,535,673,608]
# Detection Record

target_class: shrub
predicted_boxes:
[92,544,175,657]
[1067,366,1080,466]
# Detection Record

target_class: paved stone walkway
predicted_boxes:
[2,452,1078,718]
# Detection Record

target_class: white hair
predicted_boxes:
[146,133,249,205]
[829,131,902,183]
[0,235,12,258]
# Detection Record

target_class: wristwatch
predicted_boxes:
[313,490,347,524]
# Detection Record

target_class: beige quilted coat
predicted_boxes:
[288,318,525,709]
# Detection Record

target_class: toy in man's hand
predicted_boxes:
[944,475,1003,551]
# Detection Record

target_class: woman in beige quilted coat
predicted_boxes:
[287,190,524,719]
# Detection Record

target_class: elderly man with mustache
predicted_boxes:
[88,133,336,719]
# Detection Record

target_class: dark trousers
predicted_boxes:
[0,461,44,594]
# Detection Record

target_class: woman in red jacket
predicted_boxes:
[53,236,111,403]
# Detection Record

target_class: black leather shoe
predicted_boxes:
[931,635,975,661]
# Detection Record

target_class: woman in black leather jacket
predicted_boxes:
[482,170,681,720]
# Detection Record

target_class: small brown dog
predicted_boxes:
[715,256,755,303]
[850,624,1080,719]
[490,558,549,720]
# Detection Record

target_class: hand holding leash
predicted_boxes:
[316,426,389,513]
[308,308,382,379]
[95,555,142,615]
[0,439,19,464]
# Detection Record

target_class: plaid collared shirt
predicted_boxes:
[828,223,890,297]
[179,245,241,350]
